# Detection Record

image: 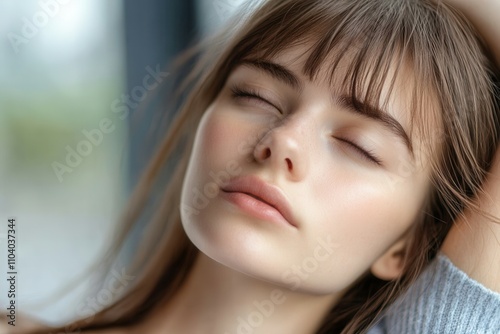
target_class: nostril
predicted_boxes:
[286,158,292,170]
[264,148,271,159]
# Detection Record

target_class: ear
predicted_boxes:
[370,238,408,281]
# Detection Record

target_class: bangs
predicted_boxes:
[222,0,444,161]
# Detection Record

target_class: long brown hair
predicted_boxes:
[25,0,500,333]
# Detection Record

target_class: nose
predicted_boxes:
[252,116,309,181]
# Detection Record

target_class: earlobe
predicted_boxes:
[370,239,407,281]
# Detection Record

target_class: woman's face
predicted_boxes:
[180,44,435,295]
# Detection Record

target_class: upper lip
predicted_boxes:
[221,175,298,228]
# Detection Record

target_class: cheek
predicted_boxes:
[199,109,236,162]
[196,107,261,167]
[183,106,247,185]
[301,171,426,289]
[328,180,420,240]
[180,106,256,234]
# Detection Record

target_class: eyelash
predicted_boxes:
[230,85,282,113]
[334,137,383,166]
[229,85,383,166]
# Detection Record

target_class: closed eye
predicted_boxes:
[230,85,282,114]
[334,137,383,166]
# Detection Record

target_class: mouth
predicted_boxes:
[220,175,298,229]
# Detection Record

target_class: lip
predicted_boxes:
[220,175,298,228]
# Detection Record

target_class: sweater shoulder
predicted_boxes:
[368,252,500,333]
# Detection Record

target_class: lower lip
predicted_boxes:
[220,191,294,228]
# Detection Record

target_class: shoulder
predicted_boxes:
[370,252,500,333]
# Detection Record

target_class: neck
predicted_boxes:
[133,251,340,334]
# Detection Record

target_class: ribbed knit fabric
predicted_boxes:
[367,252,500,334]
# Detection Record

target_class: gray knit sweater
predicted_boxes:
[367,252,500,333]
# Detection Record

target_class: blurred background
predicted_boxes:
[0,0,245,325]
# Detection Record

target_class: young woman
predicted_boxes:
[5,0,499,333]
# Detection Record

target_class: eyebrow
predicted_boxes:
[238,59,414,158]
[240,59,303,91]
[336,95,414,158]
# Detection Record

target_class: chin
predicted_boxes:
[182,217,336,295]
[184,216,286,277]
